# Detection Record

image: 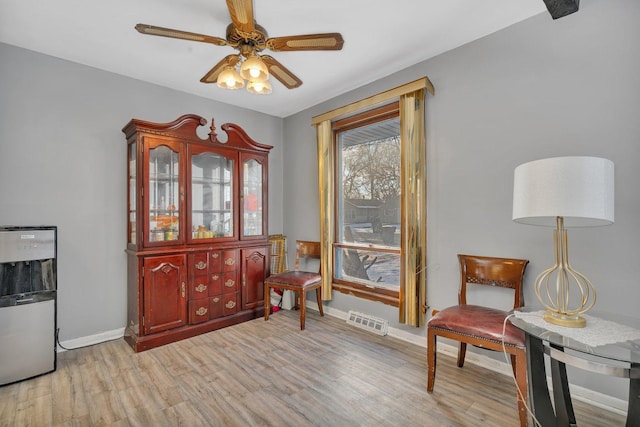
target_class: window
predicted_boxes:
[333,104,401,304]
[313,77,432,326]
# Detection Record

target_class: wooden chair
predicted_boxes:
[264,240,324,330]
[427,254,529,427]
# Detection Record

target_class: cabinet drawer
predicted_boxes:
[221,250,237,272]
[222,271,238,293]
[192,271,235,298]
[188,299,210,324]
[190,278,209,299]
[209,250,221,272]
[191,253,209,276]
[209,295,223,319]
[223,293,238,316]
[209,273,222,296]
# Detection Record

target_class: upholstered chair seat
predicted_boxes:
[428,304,525,348]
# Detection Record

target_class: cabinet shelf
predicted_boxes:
[191,177,232,185]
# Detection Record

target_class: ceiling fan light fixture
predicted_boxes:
[240,54,269,82]
[247,79,272,95]
[217,66,244,90]
[136,1,344,93]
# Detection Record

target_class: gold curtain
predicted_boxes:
[316,119,334,300]
[399,89,427,327]
[313,78,433,319]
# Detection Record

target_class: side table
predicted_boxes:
[510,308,640,427]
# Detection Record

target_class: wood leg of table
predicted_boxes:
[526,333,559,427]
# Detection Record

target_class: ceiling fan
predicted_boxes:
[135,0,344,94]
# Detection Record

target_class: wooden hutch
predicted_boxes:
[122,115,272,352]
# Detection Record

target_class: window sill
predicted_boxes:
[332,281,399,307]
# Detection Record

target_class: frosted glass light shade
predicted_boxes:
[512,156,614,227]
[246,79,272,95]
[240,55,269,82]
[217,67,244,90]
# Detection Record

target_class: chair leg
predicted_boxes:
[510,354,517,378]
[427,327,437,392]
[316,287,324,317]
[514,349,529,427]
[299,290,306,330]
[457,342,467,368]
[264,284,271,321]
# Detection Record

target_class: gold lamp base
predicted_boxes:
[543,310,586,328]
[534,217,597,329]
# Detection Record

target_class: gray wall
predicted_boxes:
[0,42,284,341]
[283,0,640,400]
[1,0,638,404]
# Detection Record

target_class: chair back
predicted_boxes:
[295,240,322,273]
[457,254,529,309]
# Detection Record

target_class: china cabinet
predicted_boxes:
[122,114,272,352]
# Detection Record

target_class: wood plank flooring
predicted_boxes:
[0,309,626,426]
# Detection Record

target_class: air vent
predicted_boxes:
[346,310,388,336]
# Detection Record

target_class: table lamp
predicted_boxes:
[512,156,614,328]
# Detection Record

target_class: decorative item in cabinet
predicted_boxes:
[123,115,272,352]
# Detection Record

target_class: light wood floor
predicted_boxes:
[0,310,626,427]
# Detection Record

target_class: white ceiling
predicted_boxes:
[0,0,547,118]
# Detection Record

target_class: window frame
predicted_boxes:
[331,103,401,306]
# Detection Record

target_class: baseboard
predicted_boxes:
[306,302,628,415]
[57,327,125,353]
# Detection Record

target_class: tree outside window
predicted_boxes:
[334,105,401,295]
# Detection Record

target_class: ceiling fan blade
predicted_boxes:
[261,55,302,89]
[135,24,231,47]
[265,33,344,52]
[200,55,242,83]
[225,0,255,34]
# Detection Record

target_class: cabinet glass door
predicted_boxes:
[128,143,136,245]
[243,158,263,237]
[148,144,181,243]
[191,151,234,240]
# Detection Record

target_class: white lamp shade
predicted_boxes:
[512,156,614,227]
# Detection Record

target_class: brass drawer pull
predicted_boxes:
[195,261,206,270]
[181,282,185,298]
[212,274,219,280]
[225,300,236,309]
[225,258,235,266]
[195,284,207,293]
[196,307,207,316]
[211,253,219,259]
[225,279,235,288]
